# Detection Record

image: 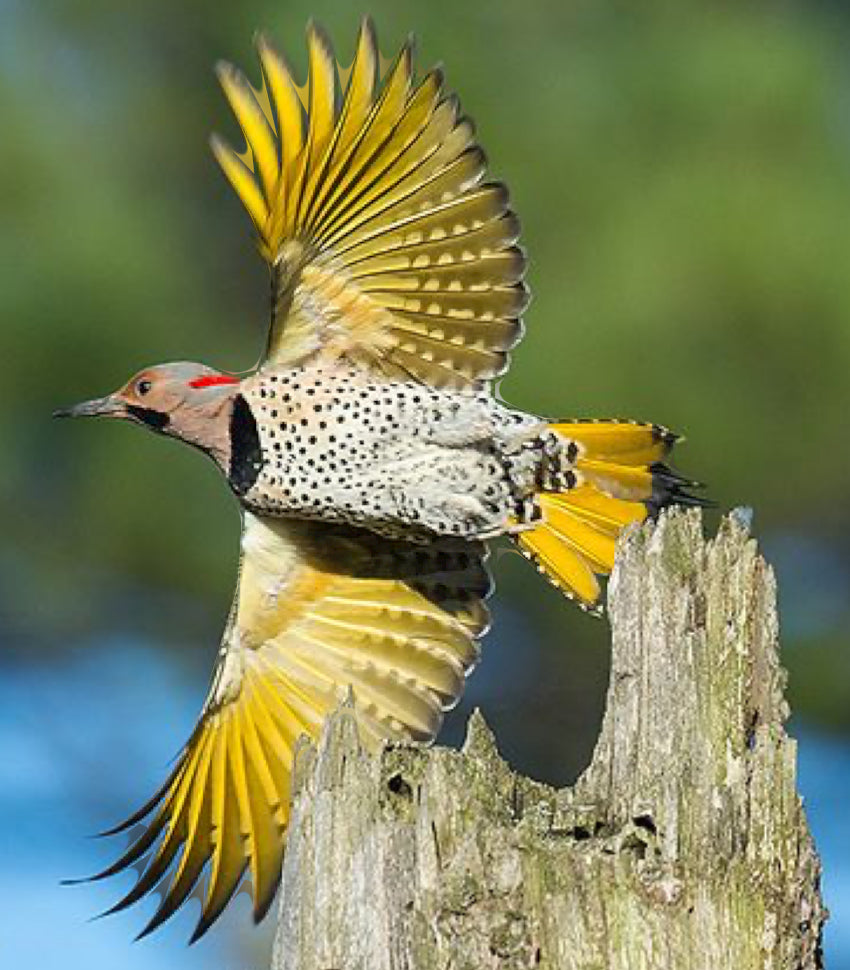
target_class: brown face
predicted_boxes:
[55,368,166,430]
[53,364,230,431]
[56,361,243,471]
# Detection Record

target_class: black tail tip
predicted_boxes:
[646,462,711,518]
[651,424,682,453]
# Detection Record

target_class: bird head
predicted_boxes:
[55,362,242,462]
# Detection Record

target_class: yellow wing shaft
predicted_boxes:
[84,514,489,941]
[212,18,527,387]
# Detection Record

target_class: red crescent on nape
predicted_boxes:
[189,374,241,389]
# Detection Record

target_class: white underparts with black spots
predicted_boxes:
[238,363,562,540]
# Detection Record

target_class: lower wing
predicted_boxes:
[83,512,490,940]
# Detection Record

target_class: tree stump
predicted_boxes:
[270,509,826,970]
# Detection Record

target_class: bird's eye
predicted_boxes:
[136,379,153,396]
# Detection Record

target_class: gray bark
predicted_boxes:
[271,509,827,970]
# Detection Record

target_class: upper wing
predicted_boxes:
[91,512,490,941]
[212,18,528,389]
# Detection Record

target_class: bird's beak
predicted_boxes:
[53,394,126,419]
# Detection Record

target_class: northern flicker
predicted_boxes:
[57,19,701,941]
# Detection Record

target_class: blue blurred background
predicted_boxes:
[2,0,849,966]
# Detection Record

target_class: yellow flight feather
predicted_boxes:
[304,23,338,161]
[216,63,279,202]
[164,735,215,900]
[334,19,378,155]
[301,21,378,233]
[213,19,526,387]
[94,515,489,940]
[256,34,304,252]
[210,135,269,233]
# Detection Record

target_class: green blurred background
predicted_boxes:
[2,0,849,967]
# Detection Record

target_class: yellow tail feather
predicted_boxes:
[516,487,647,611]
[516,420,696,610]
[550,419,678,466]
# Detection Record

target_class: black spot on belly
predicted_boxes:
[229,395,264,496]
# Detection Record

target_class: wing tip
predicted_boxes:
[252,869,284,925]
[254,30,285,71]
[134,894,183,942]
[214,57,231,78]
[359,13,378,48]
[208,130,228,155]
[189,883,243,945]
[214,58,243,94]
[305,18,336,62]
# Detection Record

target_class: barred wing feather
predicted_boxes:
[212,18,527,388]
[91,513,489,940]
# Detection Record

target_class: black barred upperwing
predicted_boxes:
[212,18,528,388]
[92,512,490,941]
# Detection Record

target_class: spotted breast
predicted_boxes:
[233,362,547,540]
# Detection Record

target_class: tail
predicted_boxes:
[515,420,704,613]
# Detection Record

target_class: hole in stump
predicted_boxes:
[387,773,413,799]
[633,813,657,835]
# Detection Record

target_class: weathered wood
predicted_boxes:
[271,509,826,970]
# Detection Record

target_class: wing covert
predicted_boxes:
[94,512,490,940]
[213,18,528,388]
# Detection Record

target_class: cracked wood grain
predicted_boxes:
[270,509,826,970]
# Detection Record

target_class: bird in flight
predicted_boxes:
[57,18,700,941]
